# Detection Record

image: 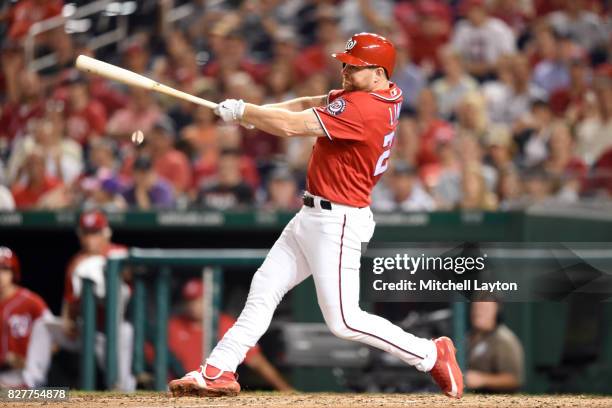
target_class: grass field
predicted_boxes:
[5,392,612,408]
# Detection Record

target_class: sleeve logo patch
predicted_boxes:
[326,97,346,115]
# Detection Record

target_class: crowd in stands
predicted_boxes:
[0,0,611,212]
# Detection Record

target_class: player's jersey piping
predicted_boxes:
[337,214,425,360]
[311,108,333,140]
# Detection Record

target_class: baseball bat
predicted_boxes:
[75,55,218,109]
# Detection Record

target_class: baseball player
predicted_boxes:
[169,33,463,398]
[0,247,50,388]
[23,210,135,391]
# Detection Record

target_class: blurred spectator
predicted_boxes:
[339,0,394,36]
[203,29,268,85]
[505,55,547,125]
[451,0,516,80]
[459,163,498,210]
[62,74,107,146]
[152,30,199,89]
[195,149,254,210]
[455,92,489,140]
[0,247,49,388]
[192,124,261,190]
[106,88,163,140]
[548,0,608,53]
[123,156,176,210]
[0,70,44,144]
[1,41,25,107]
[411,89,455,168]
[23,211,135,390]
[432,47,479,120]
[7,106,82,186]
[428,140,462,207]
[266,29,299,104]
[482,56,523,125]
[292,7,345,83]
[181,94,219,164]
[156,278,294,391]
[87,138,119,176]
[521,166,558,205]
[11,150,62,209]
[392,35,426,110]
[575,72,612,165]
[435,135,497,208]
[484,125,515,172]
[489,0,534,35]
[548,56,592,119]
[81,173,127,213]
[467,297,524,392]
[542,121,587,200]
[262,166,301,211]
[4,0,63,41]
[395,0,452,72]
[372,161,436,212]
[515,100,555,167]
[147,118,192,194]
[532,30,574,95]
[497,168,524,210]
[122,40,151,75]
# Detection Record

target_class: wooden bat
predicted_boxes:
[75,54,217,109]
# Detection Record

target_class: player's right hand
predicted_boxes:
[214,99,246,123]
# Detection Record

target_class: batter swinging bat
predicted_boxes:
[75,55,218,109]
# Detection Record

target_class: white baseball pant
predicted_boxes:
[208,193,437,373]
[22,314,136,391]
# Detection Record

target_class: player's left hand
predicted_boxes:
[214,99,246,122]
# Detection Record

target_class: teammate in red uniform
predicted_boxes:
[150,279,293,391]
[24,210,135,390]
[169,33,463,398]
[0,247,49,388]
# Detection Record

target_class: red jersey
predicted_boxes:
[0,287,48,362]
[309,84,403,207]
[12,176,62,209]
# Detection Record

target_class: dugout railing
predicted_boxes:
[80,248,468,391]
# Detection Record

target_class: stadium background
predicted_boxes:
[1,0,612,396]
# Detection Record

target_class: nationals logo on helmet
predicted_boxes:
[345,39,357,51]
[326,98,346,116]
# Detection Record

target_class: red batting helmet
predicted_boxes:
[0,246,20,282]
[332,32,396,78]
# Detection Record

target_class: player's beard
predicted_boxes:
[342,77,356,92]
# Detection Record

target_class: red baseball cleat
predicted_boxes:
[169,364,240,397]
[430,336,464,399]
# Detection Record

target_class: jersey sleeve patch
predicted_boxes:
[325,97,346,116]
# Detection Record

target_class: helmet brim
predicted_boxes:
[332,53,373,67]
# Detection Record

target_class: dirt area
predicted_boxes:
[5,392,612,408]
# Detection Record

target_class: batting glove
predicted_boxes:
[214,99,246,122]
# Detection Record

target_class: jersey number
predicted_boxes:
[374,131,395,176]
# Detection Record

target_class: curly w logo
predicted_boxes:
[345,39,357,51]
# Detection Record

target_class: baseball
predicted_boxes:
[131,130,144,145]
